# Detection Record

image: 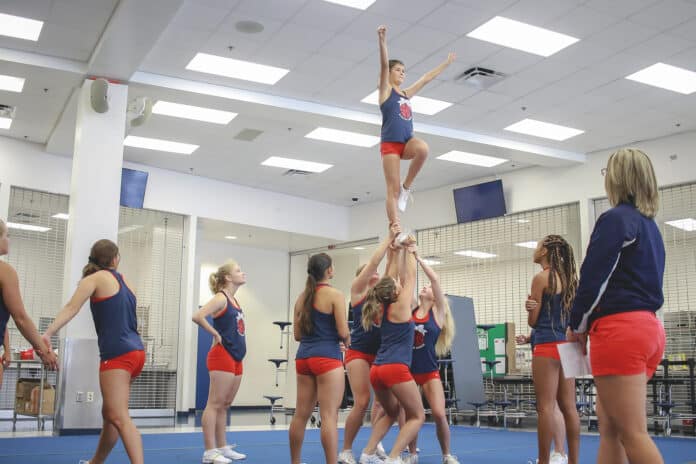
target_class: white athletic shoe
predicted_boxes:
[360,452,385,464]
[442,455,460,464]
[339,449,358,464]
[221,444,246,460]
[402,453,418,464]
[397,184,412,212]
[202,448,232,464]
[376,442,388,460]
[550,452,568,464]
[385,457,404,464]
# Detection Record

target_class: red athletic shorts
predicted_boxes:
[589,311,665,378]
[412,370,440,386]
[100,349,146,378]
[381,142,406,157]
[296,357,343,376]
[345,349,376,366]
[533,341,566,361]
[370,363,413,390]
[207,344,243,375]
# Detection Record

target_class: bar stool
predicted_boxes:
[273,321,292,349]
[268,358,288,387]
[263,395,283,425]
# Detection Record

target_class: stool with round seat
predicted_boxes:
[263,395,283,425]
[268,358,288,387]
[273,321,292,349]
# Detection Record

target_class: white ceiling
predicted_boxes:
[2,0,696,205]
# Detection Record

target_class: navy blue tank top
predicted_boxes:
[411,307,442,374]
[374,303,415,367]
[380,88,413,143]
[213,293,247,362]
[89,270,144,361]
[534,293,568,345]
[296,285,341,361]
[349,297,381,355]
[0,289,9,344]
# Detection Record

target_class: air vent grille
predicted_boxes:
[455,67,507,89]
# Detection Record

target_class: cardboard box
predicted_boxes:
[15,379,54,415]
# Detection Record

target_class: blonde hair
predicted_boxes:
[208,259,239,294]
[605,148,659,218]
[362,276,397,331]
[435,299,456,357]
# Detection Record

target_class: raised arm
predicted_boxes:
[385,245,401,280]
[377,25,391,105]
[191,293,228,345]
[404,52,455,97]
[414,248,447,325]
[351,222,401,297]
[396,248,417,314]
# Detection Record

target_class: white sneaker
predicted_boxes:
[376,442,388,460]
[339,450,358,464]
[397,184,412,212]
[221,444,246,460]
[385,457,403,464]
[550,452,568,464]
[360,452,384,464]
[403,454,418,464]
[443,455,460,464]
[202,449,232,464]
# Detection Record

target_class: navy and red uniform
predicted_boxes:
[90,270,145,377]
[207,293,246,375]
[410,307,442,386]
[569,203,666,377]
[296,284,343,376]
[380,88,413,157]
[345,297,381,365]
[532,293,567,361]
[370,303,415,390]
[0,291,9,347]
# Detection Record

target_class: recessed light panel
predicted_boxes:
[505,118,584,141]
[186,53,289,85]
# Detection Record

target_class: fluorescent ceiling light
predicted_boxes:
[0,13,43,41]
[152,101,237,124]
[515,241,538,249]
[505,118,584,141]
[665,218,696,231]
[437,151,507,167]
[305,127,380,147]
[186,53,289,85]
[224,235,237,240]
[353,246,365,250]
[6,222,50,232]
[626,63,696,95]
[0,74,25,92]
[467,16,578,57]
[52,213,69,220]
[361,90,452,115]
[261,156,333,173]
[517,219,530,223]
[455,250,497,259]
[422,258,441,265]
[118,225,143,234]
[124,135,198,155]
[322,0,376,9]
[0,117,11,129]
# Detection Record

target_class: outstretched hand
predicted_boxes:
[389,220,401,240]
[377,25,387,39]
[446,52,456,64]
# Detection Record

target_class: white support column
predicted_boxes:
[176,214,198,412]
[56,79,128,433]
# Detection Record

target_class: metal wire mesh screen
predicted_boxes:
[594,182,696,415]
[1,187,67,409]
[416,202,581,379]
[117,207,184,409]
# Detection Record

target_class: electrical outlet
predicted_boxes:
[76,391,84,402]
[86,391,94,403]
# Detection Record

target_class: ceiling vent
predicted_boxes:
[455,67,506,89]
[234,128,263,141]
[0,104,16,119]
[283,169,313,176]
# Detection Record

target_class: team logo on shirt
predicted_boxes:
[413,324,426,349]
[399,97,412,121]
[236,312,245,336]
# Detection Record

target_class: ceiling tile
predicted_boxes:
[543,6,619,39]
[291,1,362,30]
[584,0,663,19]
[368,0,447,22]
[500,0,581,26]
[628,0,696,31]
[234,0,308,22]
[318,34,375,62]
[419,3,495,35]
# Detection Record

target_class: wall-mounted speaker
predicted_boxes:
[90,78,109,113]
[129,97,152,127]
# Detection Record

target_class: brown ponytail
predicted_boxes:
[298,253,332,337]
[82,239,119,277]
[362,276,397,331]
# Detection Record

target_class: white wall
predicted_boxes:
[349,131,696,252]
[0,136,350,241]
[192,239,290,407]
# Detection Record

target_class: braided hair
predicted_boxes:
[541,235,578,323]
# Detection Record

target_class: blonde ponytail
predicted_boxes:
[435,299,456,357]
[208,259,238,294]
